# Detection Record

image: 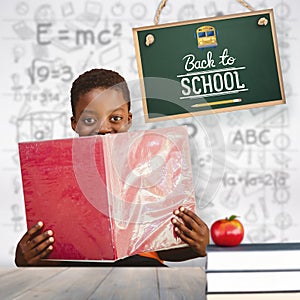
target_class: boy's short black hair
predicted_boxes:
[70,68,131,116]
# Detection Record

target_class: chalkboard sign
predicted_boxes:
[133,9,285,122]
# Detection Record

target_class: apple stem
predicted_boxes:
[228,215,239,221]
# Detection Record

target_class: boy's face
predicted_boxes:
[71,87,132,136]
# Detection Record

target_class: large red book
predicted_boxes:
[19,126,196,261]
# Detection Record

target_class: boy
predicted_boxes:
[15,68,209,267]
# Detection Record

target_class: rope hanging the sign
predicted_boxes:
[146,0,258,46]
[154,0,168,25]
[154,0,255,25]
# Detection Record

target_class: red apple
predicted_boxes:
[210,215,244,246]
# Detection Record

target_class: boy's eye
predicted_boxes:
[83,117,97,125]
[110,116,123,122]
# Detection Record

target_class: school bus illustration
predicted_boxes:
[195,26,218,49]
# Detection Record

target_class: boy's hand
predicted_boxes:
[171,206,209,257]
[15,221,54,266]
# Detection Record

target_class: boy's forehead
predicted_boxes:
[78,87,128,110]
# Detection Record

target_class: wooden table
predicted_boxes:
[0,267,207,300]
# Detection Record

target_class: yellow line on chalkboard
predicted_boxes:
[191,98,242,108]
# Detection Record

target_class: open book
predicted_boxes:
[18,126,196,261]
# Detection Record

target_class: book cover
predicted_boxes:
[206,243,300,271]
[19,126,196,261]
[207,293,300,300]
[206,270,300,293]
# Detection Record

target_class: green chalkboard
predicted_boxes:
[133,9,285,122]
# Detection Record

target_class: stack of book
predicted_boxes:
[206,243,300,296]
